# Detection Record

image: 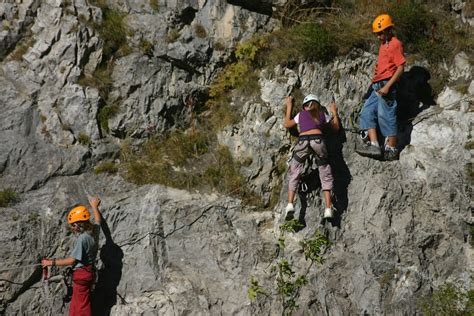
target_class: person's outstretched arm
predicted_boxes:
[42,257,76,267]
[283,96,296,129]
[88,196,102,224]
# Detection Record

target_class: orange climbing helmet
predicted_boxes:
[372,14,394,33]
[68,205,91,224]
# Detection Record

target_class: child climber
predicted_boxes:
[284,95,340,220]
[42,196,102,316]
[357,13,405,160]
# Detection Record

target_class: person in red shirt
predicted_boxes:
[357,14,406,160]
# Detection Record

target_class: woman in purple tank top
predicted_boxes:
[283,94,340,221]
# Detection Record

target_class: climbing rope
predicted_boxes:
[0,263,41,272]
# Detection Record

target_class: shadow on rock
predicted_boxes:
[92,219,124,316]
[326,128,351,228]
[397,66,436,151]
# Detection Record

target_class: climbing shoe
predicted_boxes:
[355,143,382,158]
[284,203,295,220]
[323,207,333,219]
[384,147,399,161]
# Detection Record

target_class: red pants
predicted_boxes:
[70,267,95,316]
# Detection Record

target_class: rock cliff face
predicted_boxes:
[0,0,472,315]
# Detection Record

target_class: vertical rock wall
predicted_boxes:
[0,0,472,315]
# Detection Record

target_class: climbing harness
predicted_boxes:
[288,135,328,196]
[292,135,329,166]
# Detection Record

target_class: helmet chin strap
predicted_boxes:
[383,28,391,47]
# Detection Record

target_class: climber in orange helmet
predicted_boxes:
[357,14,406,161]
[42,196,102,316]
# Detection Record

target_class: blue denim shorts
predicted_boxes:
[359,80,398,137]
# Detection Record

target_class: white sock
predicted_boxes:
[371,141,380,147]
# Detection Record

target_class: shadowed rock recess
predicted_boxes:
[0,0,472,315]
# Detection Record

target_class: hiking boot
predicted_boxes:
[355,143,382,158]
[323,207,333,219]
[384,147,399,161]
[284,203,295,220]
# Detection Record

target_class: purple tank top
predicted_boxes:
[298,110,326,133]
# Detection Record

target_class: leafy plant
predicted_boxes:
[248,277,267,300]
[249,230,330,315]
[299,231,331,263]
[280,219,305,234]
[208,62,251,99]
[235,35,268,63]
[275,258,308,314]
[0,189,18,207]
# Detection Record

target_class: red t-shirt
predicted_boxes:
[373,37,406,83]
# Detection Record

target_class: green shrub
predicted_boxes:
[418,283,473,315]
[94,8,130,58]
[122,134,260,203]
[166,28,180,43]
[97,103,119,133]
[150,0,159,11]
[194,23,207,38]
[123,130,210,184]
[61,122,72,131]
[388,2,472,63]
[280,219,305,234]
[202,146,246,196]
[0,189,18,207]
[378,268,399,289]
[9,37,36,61]
[139,39,154,55]
[89,0,107,9]
[290,23,336,63]
[247,277,267,300]
[208,62,251,98]
[77,133,91,145]
[206,99,242,132]
[235,35,268,63]
[77,64,113,100]
[94,161,118,174]
[250,230,330,314]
